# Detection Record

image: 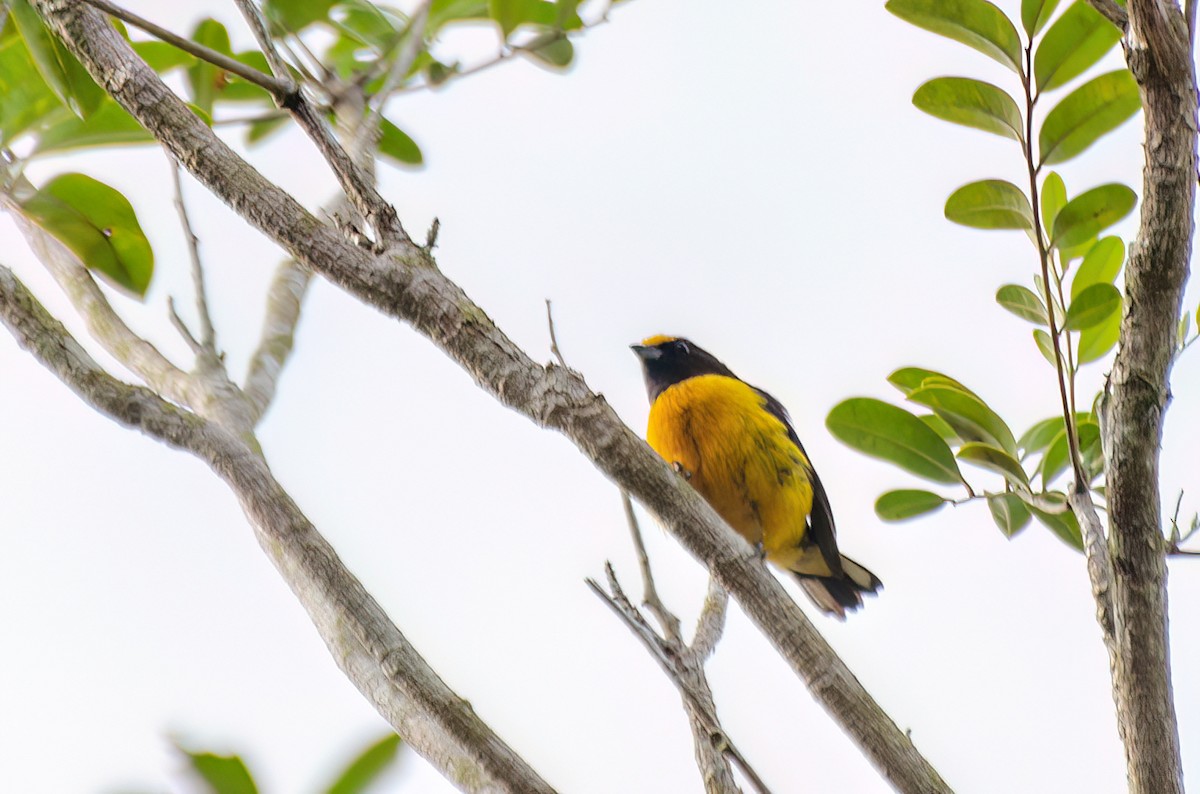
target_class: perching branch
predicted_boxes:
[0,264,556,794]
[32,2,951,791]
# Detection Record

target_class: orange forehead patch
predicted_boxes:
[640,334,678,347]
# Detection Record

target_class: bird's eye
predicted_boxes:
[673,339,690,354]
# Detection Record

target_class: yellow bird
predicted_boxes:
[632,335,881,618]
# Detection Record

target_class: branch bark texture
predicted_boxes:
[1102,1,1195,791]
[0,265,556,794]
[31,2,951,791]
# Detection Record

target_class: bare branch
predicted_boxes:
[232,0,295,88]
[360,0,432,149]
[691,577,728,663]
[77,0,291,96]
[168,155,218,359]
[168,296,204,355]
[0,264,555,794]
[243,260,312,423]
[1085,0,1129,30]
[620,490,683,643]
[544,299,568,369]
[35,4,950,789]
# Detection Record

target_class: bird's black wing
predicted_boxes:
[753,387,844,578]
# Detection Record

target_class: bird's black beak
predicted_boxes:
[630,343,661,361]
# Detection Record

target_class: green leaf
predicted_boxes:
[1077,420,1103,480]
[332,0,401,50]
[827,398,964,485]
[988,492,1032,536]
[1033,328,1058,366]
[1040,428,1070,484]
[1179,311,1192,350]
[1040,171,1067,235]
[0,33,62,144]
[526,33,573,68]
[1018,416,1064,455]
[489,0,554,37]
[186,19,233,116]
[1034,1,1123,92]
[378,117,423,166]
[1077,300,1122,362]
[1071,236,1123,298]
[17,173,155,297]
[885,0,1023,74]
[324,734,403,794]
[1022,0,1061,36]
[1065,282,1120,330]
[875,489,948,522]
[945,179,1033,230]
[907,384,1018,455]
[1052,184,1136,248]
[911,77,1023,141]
[220,51,275,103]
[1023,491,1084,550]
[133,40,197,72]
[1039,69,1141,165]
[32,99,152,154]
[430,0,491,33]
[180,747,259,794]
[887,367,980,397]
[9,0,104,117]
[920,413,960,443]
[996,284,1048,325]
[246,113,290,145]
[264,0,336,31]
[957,442,1030,487]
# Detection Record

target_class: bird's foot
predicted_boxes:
[672,461,692,480]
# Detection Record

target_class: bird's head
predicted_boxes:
[631,335,735,401]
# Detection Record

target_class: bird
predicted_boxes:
[631,335,881,618]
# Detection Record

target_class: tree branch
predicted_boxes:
[1086,0,1130,31]
[168,154,219,360]
[0,264,555,794]
[32,3,951,790]
[1102,1,1195,791]
[243,259,311,424]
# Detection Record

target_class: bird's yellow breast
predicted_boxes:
[646,374,815,559]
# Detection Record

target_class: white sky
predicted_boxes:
[2,1,1198,792]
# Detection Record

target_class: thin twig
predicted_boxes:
[168,154,218,358]
[77,0,292,97]
[362,0,432,144]
[691,578,729,663]
[232,0,295,88]
[168,296,204,355]
[243,260,312,424]
[622,490,683,642]
[544,299,568,368]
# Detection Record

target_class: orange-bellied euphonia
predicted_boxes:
[632,335,881,618]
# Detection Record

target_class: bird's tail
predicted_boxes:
[797,555,882,620]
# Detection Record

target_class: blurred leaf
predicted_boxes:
[555,0,584,29]
[1039,69,1141,165]
[246,113,290,145]
[1065,282,1120,330]
[333,0,400,49]
[1040,171,1067,235]
[134,40,197,72]
[17,173,154,297]
[378,117,423,165]
[827,398,963,485]
[1052,184,1136,248]
[945,179,1033,230]
[9,0,104,117]
[1018,416,1065,456]
[920,413,960,443]
[996,284,1048,325]
[186,19,233,116]
[885,0,1023,73]
[324,734,403,794]
[528,35,573,67]
[222,50,275,103]
[988,492,1032,536]
[425,59,458,85]
[907,384,1018,455]
[1034,1,1122,91]
[912,77,1023,141]
[1078,420,1103,480]
[875,489,948,521]
[1040,428,1070,484]
[489,0,554,37]
[1071,236,1123,298]
[957,442,1030,488]
[32,99,152,154]
[1179,311,1192,350]
[264,0,336,31]
[180,747,259,794]
[1023,491,1084,549]
[1033,328,1058,366]
[1022,0,1061,36]
[430,0,490,33]
[0,33,61,144]
[1078,300,1122,362]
